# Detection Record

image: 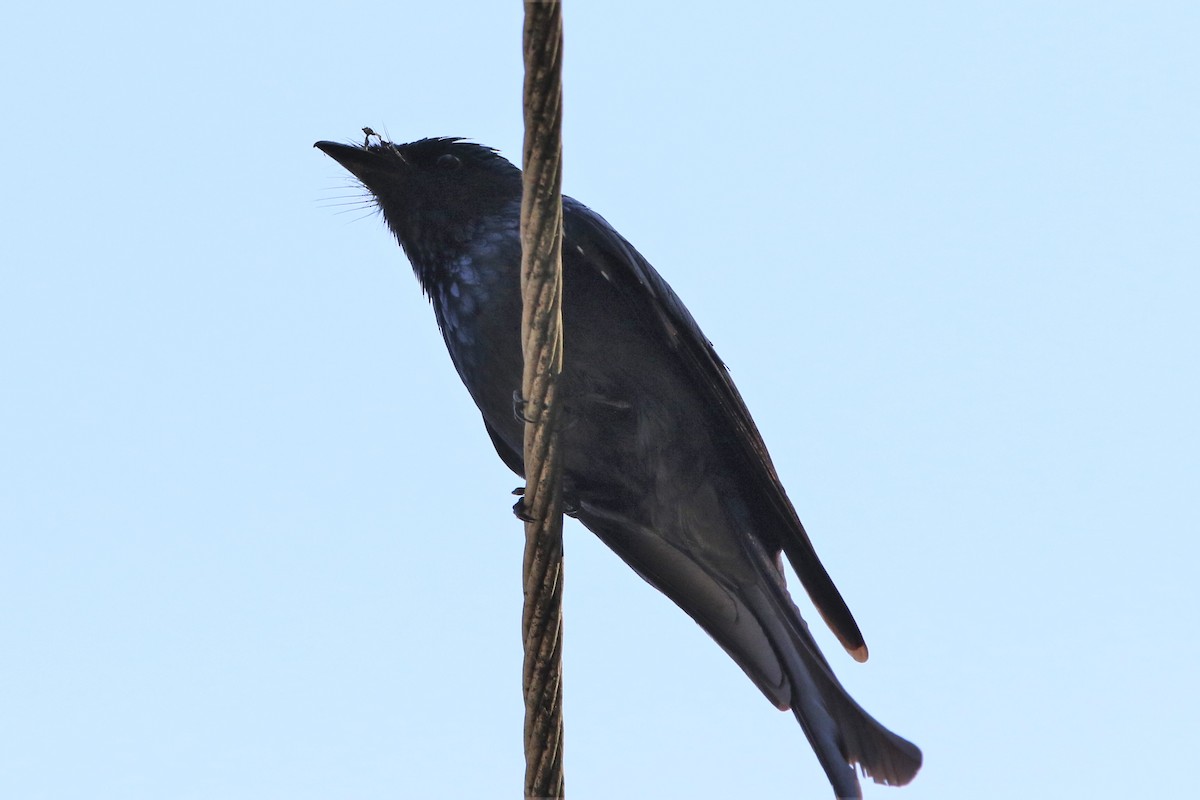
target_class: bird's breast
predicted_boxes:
[422,242,526,434]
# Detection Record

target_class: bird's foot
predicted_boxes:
[512,494,535,522]
[511,485,581,520]
[512,390,534,424]
[512,389,580,430]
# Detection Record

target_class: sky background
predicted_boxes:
[2,2,1198,798]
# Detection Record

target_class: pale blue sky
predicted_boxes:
[2,3,1198,798]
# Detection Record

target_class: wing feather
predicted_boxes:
[561,198,868,661]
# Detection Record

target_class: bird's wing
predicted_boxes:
[561,198,868,661]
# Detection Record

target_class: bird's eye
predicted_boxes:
[437,154,462,169]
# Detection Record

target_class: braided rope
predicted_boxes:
[519,2,565,798]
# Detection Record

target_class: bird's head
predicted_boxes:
[315,135,523,275]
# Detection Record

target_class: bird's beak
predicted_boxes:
[314,141,388,184]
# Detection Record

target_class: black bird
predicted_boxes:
[315,135,921,798]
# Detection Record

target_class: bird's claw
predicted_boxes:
[512,390,535,424]
[513,389,583,430]
[512,485,581,519]
[512,495,535,522]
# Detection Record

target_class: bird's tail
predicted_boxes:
[755,583,922,799]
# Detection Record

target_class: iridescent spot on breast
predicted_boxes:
[456,291,478,318]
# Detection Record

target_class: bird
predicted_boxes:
[315,134,921,799]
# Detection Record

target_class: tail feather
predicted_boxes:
[576,501,921,797]
[817,680,923,788]
[759,582,922,796]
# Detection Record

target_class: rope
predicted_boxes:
[519,2,565,798]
